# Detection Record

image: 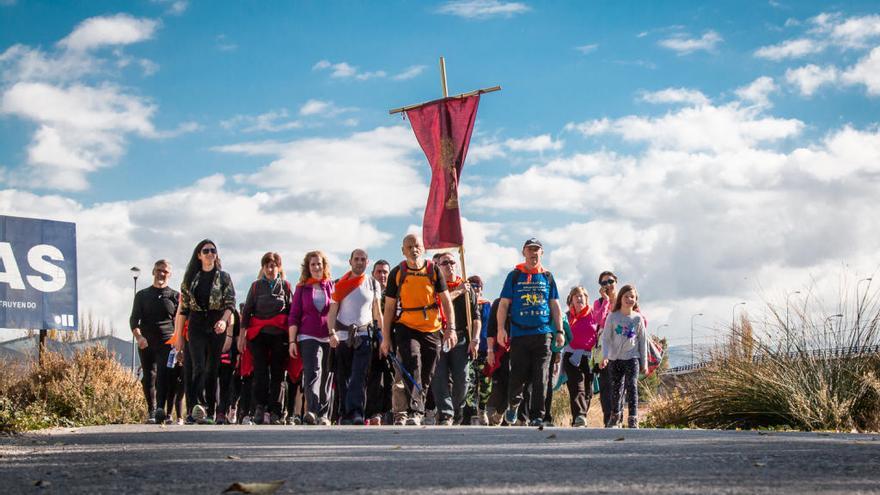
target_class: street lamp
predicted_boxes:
[130,266,141,374]
[691,313,704,365]
[823,314,844,333]
[785,290,801,353]
[731,301,746,331]
[856,277,872,330]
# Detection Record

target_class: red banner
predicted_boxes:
[405,95,480,249]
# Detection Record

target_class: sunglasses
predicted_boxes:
[440,260,457,266]
[201,247,217,254]
[600,279,616,286]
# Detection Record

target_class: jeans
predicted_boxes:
[249,331,288,415]
[610,358,640,421]
[300,339,331,419]
[507,333,552,421]
[186,311,225,414]
[393,324,441,416]
[432,338,470,421]
[563,351,594,422]
[335,336,372,420]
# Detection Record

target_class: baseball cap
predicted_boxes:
[522,238,543,250]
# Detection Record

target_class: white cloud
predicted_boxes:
[567,103,802,153]
[393,65,427,81]
[298,99,356,117]
[152,0,188,16]
[58,14,159,52]
[215,34,237,52]
[735,76,778,107]
[220,109,302,133]
[639,87,710,106]
[312,60,386,80]
[841,46,880,96]
[574,44,599,54]
[785,64,839,96]
[754,38,824,60]
[504,134,564,153]
[467,140,506,163]
[435,0,530,19]
[658,30,723,54]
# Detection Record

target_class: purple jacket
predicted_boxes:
[289,280,334,338]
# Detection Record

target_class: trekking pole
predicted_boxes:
[388,352,423,394]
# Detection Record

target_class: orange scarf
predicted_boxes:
[446,276,464,291]
[568,305,591,326]
[331,271,366,303]
[515,262,545,284]
[299,277,327,287]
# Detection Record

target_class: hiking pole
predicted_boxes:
[388,351,422,394]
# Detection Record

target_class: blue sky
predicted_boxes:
[1,0,879,356]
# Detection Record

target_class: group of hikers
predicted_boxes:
[129,234,650,429]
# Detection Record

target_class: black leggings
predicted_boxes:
[137,343,172,415]
[249,331,288,415]
[186,311,225,414]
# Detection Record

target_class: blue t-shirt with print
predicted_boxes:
[500,270,559,337]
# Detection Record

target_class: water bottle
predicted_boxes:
[166,348,178,368]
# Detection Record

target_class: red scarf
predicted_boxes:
[568,305,591,326]
[332,271,366,303]
[446,276,464,291]
[299,277,327,287]
[246,313,289,341]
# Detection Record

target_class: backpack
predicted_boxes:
[645,335,664,376]
[394,260,446,325]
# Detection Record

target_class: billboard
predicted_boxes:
[0,215,78,330]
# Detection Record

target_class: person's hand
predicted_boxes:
[213,319,228,335]
[289,342,298,358]
[173,338,184,353]
[135,335,148,350]
[444,329,458,350]
[328,332,339,349]
[486,348,495,364]
[552,361,560,377]
[222,335,232,353]
[600,359,608,369]
[175,349,184,365]
[555,332,565,349]
[601,287,610,301]
[497,329,508,348]
[468,340,479,359]
[379,340,391,358]
[641,366,648,375]
[237,337,246,354]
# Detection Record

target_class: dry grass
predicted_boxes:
[647,280,880,431]
[0,346,145,433]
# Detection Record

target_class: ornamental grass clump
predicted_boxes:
[0,346,144,433]
[646,280,880,431]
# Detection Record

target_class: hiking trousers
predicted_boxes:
[186,310,225,414]
[609,358,640,422]
[597,365,614,426]
[137,342,172,415]
[300,339,332,419]
[335,336,372,421]
[563,351,594,422]
[364,333,393,420]
[507,333,552,421]
[432,338,470,421]
[394,324,442,416]
[249,331,287,416]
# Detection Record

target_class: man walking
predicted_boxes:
[380,234,456,426]
[496,238,564,427]
[328,249,383,425]
[364,259,392,425]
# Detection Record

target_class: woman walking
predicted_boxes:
[288,250,334,425]
[592,271,617,426]
[175,239,236,424]
[599,284,648,429]
[242,252,293,425]
[562,286,607,427]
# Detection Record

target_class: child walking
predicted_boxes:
[599,284,647,428]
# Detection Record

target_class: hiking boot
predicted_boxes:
[406,414,423,426]
[351,414,365,425]
[528,418,543,427]
[368,415,382,426]
[269,412,282,425]
[393,414,408,426]
[504,409,518,426]
[437,413,454,426]
[423,410,436,425]
[479,412,489,426]
[253,406,265,425]
[487,409,503,426]
[292,415,303,425]
[241,416,254,425]
[184,415,196,425]
[153,408,167,424]
[303,412,317,425]
[572,415,587,428]
[627,416,639,429]
[318,416,331,426]
[191,405,207,423]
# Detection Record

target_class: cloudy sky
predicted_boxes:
[1,0,878,352]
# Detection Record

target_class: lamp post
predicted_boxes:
[856,277,872,331]
[823,314,844,333]
[691,313,704,365]
[785,290,801,354]
[731,301,746,331]
[130,266,141,374]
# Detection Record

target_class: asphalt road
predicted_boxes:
[1,425,879,494]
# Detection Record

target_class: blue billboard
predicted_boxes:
[0,215,78,330]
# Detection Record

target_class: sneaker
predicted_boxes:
[269,412,282,425]
[423,410,436,426]
[487,410,503,426]
[572,415,587,428]
[405,414,423,426]
[191,405,207,423]
[368,415,382,426]
[627,416,639,429]
[438,415,454,426]
[303,412,317,425]
[351,415,365,425]
[504,409,518,426]
[284,416,296,426]
[479,412,489,426]
[292,415,303,425]
[253,406,265,425]
[318,416,331,426]
[393,414,407,426]
[215,412,228,425]
[200,417,216,425]
[154,408,168,424]
[528,418,543,427]
[163,417,175,425]
[241,416,254,425]
[184,415,196,425]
